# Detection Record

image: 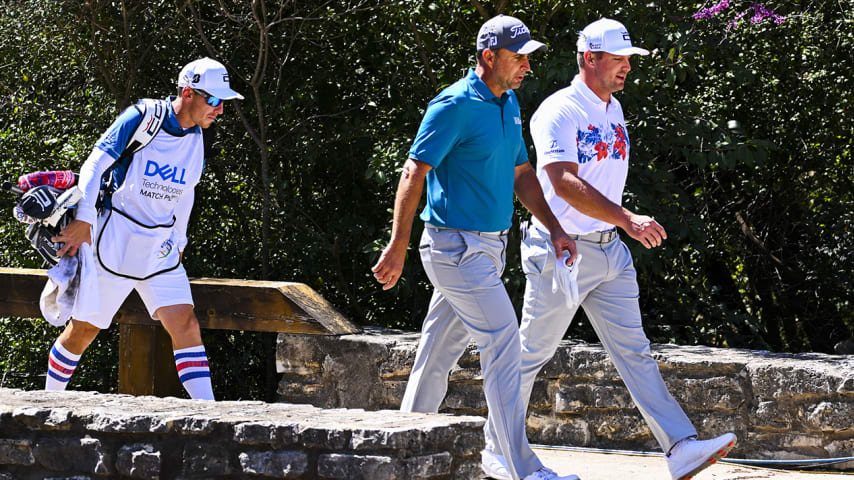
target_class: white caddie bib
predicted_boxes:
[96,208,181,280]
[95,112,204,280]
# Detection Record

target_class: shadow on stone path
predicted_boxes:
[476,448,854,479]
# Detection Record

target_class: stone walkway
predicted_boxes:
[525,447,853,479]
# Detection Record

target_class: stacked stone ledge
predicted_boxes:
[0,388,484,479]
[277,326,854,468]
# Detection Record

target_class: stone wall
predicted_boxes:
[277,327,854,466]
[0,388,484,479]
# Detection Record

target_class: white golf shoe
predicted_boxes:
[481,449,511,480]
[481,450,580,480]
[523,466,580,480]
[666,433,737,480]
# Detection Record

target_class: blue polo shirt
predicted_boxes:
[410,68,528,232]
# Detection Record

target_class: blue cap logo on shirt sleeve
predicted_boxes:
[546,139,565,155]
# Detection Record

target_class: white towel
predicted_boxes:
[551,252,582,309]
[40,242,100,326]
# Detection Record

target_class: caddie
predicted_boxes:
[45,57,243,400]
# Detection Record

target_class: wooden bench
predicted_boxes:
[0,267,360,396]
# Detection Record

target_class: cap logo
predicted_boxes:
[589,41,601,49]
[510,24,530,38]
[488,35,498,47]
[546,139,565,155]
[622,31,631,41]
[222,73,229,83]
[192,74,201,83]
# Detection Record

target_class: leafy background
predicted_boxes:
[0,0,851,400]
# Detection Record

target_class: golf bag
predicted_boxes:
[3,171,82,266]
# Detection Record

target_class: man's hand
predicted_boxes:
[52,219,92,257]
[624,214,666,248]
[371,158,431,292]
[371,242,407,290]
[549,226,578,264]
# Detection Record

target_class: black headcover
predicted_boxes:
[25,218,70,266]
[19,185,63,220]
[16,184,81,266]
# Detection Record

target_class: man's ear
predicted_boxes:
[482,48,495,68]
[181,86,194,100]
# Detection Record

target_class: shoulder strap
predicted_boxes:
[125,98,169,154]
[97,99,169,212]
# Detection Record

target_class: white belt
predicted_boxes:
[570,228,618,244]
[425,222,509,236]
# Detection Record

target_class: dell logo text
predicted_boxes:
[144,160,187,184]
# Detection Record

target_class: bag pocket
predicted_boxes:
[96,208,180,280]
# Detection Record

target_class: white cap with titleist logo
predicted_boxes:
[177,57,244,100]
[577,18,649,56]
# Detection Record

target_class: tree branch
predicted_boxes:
[735,211,782,266]
[409,18,438,91]
[470,0,490,20]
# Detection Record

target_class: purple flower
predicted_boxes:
[695,1,787,27]
[726,10,748,30]
[749,3,786,24]
[693,0,731,20]
[694,8,712,19]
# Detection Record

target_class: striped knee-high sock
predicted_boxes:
[174,345,214,400]
[46,341,80,391]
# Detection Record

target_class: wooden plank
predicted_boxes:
[152,325,184,397]
[118,323,183,397]
[276,283,361,335]
[0,267,359,335]
[0,267,360,397]
[0,268,48,318]
[113,285,331,335]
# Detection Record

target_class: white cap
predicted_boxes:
[177,57,244,100]
[577,18,649,56]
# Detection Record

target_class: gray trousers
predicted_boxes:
[401,226,542,480]
[484,224,697,454]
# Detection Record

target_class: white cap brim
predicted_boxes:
[508,39,547,54]
[608,46,650,56]
[204,87,245,101]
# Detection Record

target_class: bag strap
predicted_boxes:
[98,98,169,211]
[126,98,168,154]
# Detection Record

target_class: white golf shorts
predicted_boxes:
[78,261,194,329]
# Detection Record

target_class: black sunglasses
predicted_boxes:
[191,88,223,107]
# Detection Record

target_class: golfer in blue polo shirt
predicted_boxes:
[372,15,578,480]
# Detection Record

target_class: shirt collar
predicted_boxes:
[164,96,201,135]
[571,75,610,109]
[467,67,508,104]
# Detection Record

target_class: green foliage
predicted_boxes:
[0,0,851,398]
